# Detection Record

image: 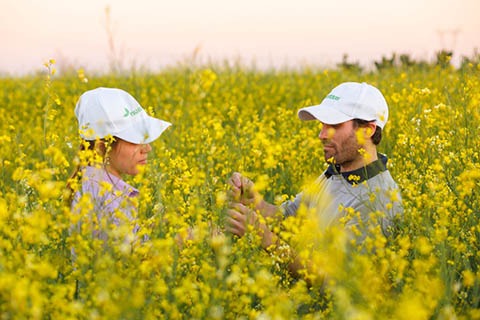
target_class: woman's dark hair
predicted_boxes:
[353,119,382,145]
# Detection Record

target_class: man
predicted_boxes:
[226,82,403,274]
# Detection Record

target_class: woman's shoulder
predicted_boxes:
[81,166,139,197]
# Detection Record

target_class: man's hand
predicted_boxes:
[226,203,274,248]
[226,203,257,237]
[227,172,256,206]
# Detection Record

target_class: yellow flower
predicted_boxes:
[462,269,476,287]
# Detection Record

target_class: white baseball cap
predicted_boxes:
[75,87,171,144]
[298,82,389,129]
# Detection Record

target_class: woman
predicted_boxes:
[67,87,171,237]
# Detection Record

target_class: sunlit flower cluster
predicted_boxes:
[0,59,478,318]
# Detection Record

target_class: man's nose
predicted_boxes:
[319,125,329,140]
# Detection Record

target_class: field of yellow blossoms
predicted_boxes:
[0,57,479,319]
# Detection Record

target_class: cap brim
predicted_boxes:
[116,115,171,144]
[298,105,353,124]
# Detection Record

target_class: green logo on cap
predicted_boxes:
[123,107,142,117]
[326,94,340,101]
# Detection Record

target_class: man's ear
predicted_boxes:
[365,122,377,138]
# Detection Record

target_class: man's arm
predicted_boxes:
[228,172,281,219]
[226,203,308,274]
[227,172,315,278]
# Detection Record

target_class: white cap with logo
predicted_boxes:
[75,87,171,144]
[298,82,389,129]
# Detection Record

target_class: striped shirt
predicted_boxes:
[71,166,139,236]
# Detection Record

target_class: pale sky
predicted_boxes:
[1,0,479,74]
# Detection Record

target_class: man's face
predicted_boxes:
[319,120,361,169]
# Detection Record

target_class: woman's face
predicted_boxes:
[106,139,152,177]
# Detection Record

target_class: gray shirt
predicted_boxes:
[281,154,402,239]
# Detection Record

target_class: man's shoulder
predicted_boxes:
[367,169,399,187]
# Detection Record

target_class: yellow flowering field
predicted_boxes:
[0,59,479,319]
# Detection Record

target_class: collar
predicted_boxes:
[325,153,388,185]
[84,166,139,197]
